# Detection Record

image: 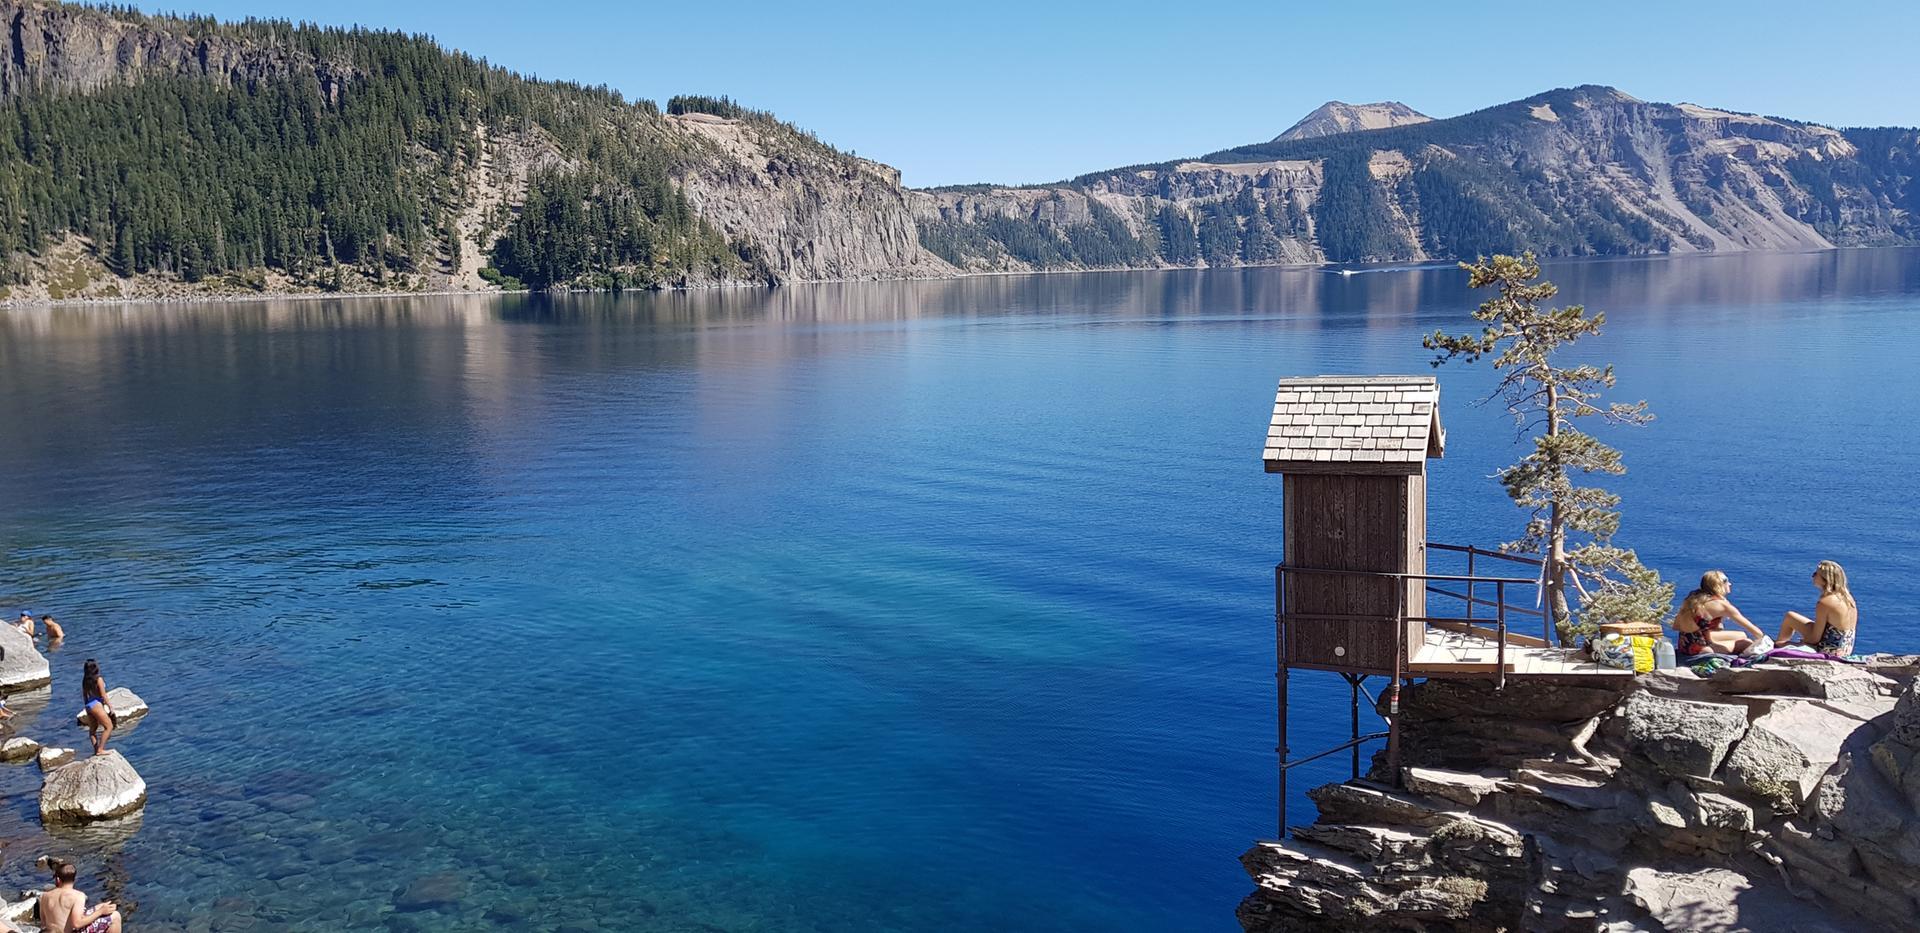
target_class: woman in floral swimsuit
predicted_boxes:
[1672,570,1766,656]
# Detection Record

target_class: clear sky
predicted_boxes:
[135,0,1919,188]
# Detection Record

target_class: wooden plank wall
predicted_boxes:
[1282,473,1406,673]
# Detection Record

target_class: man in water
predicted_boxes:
[37,861,119,932]
[40,614,64,641]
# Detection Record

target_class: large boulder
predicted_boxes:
[1611,690,1749,778]
[1723,700,1856,812]
[71,687,148,727]
[0,627,50,691]
[39,751,146,823]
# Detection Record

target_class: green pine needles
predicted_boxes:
[1425,252,1674,643]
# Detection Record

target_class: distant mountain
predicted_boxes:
[1,0,1917,301]
[1274,101,1431,142]
[918,85,1920,270]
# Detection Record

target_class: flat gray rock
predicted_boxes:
[40,750,147,823]
[1723,699,1856,812]
[0,627,50,691]
[1613,690,1749,778]
[1403,767,1505,806]
[35,747,74,771]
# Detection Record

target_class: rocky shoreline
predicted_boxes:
[1239,655,1920,931]
[0,628,150,932]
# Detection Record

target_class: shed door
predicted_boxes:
[1281,473,1406,673]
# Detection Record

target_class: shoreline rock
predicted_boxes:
[40,751,147,824]
[1240,655,1917,931]
[0,627,52,692]
[0,737,42,763]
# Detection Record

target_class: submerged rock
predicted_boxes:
[0,737,40,763]
[0,627,51,691]
[394,872,465,911]
[71,687,148,726]
[40,751,147,823]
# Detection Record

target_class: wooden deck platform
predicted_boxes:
[1407,625,1632,678]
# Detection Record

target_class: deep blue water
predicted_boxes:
[1,249,1918,931]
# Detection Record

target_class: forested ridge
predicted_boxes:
[0,2,745,293]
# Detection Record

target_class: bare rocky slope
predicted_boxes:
[1274,100,1432,142]
[1239,655,1920,932]
[2,0,1918,300]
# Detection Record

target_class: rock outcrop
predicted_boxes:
[0,626,51,691]
[71,687,147,726]
[36,747,74,771]
[40,751,147,823]
[1240,656,1919,931]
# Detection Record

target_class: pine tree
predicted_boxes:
[1424,252,1673,642]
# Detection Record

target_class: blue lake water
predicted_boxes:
[2,248,1918,930]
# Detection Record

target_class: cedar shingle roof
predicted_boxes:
[1263,375,1444,474]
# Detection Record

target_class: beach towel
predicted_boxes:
[1761,646,1867,664]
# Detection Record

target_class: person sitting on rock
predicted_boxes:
[40,614,64,642]
[37,861,119,933]
[1671,570,1767,656]
[1776,559,1858,657]
[14,611,34,637]
[81,660,114,756]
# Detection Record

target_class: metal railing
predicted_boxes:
[1427,542,1550,644]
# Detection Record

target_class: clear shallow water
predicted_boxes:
[1,249,1918,930]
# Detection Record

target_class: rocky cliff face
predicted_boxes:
[1,0,350,99]
[1274,100,1432,142]
[669,113,952,283]
[1240,655,1920,932]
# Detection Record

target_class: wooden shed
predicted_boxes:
[1264,375,1444,675]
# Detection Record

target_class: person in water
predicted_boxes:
[37,861,119,933]
[1776,560,1859,657]
[1671,570,1768,656]
[81,659,114,756]
[14,611,34,637]
[40,614,64,642]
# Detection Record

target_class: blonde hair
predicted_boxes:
[1679,570,1730,619]
[1814,560,1855,611]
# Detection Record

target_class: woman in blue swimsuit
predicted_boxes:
[1777,560,1859,657]
[81,659,114,756]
